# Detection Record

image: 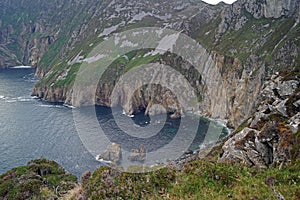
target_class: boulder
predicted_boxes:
[219,127,268,167]
[276,80,298,98]
[97,143,122,164]
[128,145,146,162]
[288,113,300,133]
[273,99,288,117]
[219,120,295,168]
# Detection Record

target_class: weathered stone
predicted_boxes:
[288,113,300,133]
[250,112,266,128]
[219,127,261,166]
[274,99,289,117]
[219,124,283,168]
[276,80,299,98]
[97,143,122,164]
[255,137,273,165]
[128,145,146,162]
[293,99,300,107]
[220,71,299,168]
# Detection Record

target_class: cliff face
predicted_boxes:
[1,0,299,128]
[0,0,101,68]
[198,53,265,128]
[33,49,263,128]
[0,1,55,67]
[223,0,300,21]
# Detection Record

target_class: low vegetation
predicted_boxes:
[1,141,299,200]
[0,158,77,200]
[76,158,300,200]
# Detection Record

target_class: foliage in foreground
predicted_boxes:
[80,159,300,200]
[0,158,77,200]
[0,157,300,200]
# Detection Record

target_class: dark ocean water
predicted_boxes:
[0,68,101,177]
[0,68,227,177]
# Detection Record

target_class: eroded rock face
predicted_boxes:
[0,15,56,67]
[33,51,265,128]
[262,0,300,18]
[219,73,299,168]
[219,123,294,168]
[30,0,299,130]
[218,0,300,36]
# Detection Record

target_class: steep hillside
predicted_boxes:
[35,0,300,128]
[1,0,299,128]
[0,0,104,67]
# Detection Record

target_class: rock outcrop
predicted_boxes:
[128,145,147,162]
[218,0,300,35]
[219,72,300,168]
[96,143,123,164]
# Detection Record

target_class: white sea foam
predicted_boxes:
[11,66,32,69]
[95,156,112,164]
[39,104,64,108]
[2,96,35,103]
[122,110,134,118]
[63,104,76,109]
[5,99,17,103]
[18,98,33,102]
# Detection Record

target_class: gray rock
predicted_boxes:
[274,99,288,117]
[255,137,273,165]
[276,80,299,98]
[128,145,146,162]
[293,99,300,107]
[97,143,122,164]
[220,117,295,168]
[235,16,248,30]
[219,127,261,166]
[250,112,266,128]
[288,113,300,133]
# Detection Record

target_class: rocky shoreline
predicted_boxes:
[0,77,298,199]
[32,70,300,173]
